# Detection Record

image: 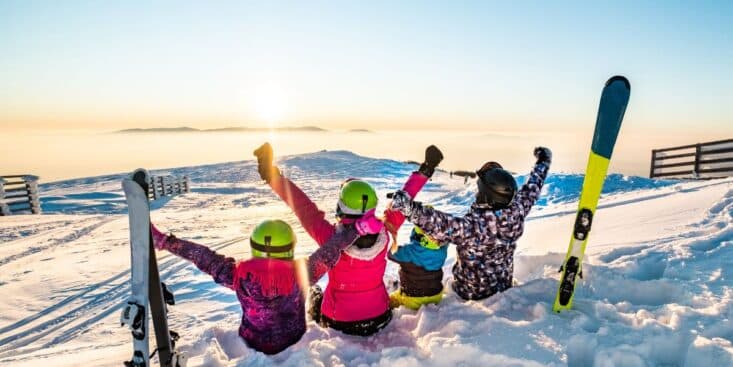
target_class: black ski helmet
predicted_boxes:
[475,161,517,209]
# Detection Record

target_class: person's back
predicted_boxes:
[321,234,390,323]
[232,258,305,355]
[388,226,449,310]
[151,219,308,355]
[448,203,528,299]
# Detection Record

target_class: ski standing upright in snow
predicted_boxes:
[121,169,186,367]
[553,76,631,313]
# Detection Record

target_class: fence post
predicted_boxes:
[23,175,41,214]
[649,149,657,178]
[693,143,702,178]
[0,177,9,216]
[152,176,160,200]
[157,176,163,198]
[158,176,164,199]
[164,176,171,196]
[147,174,189,200]
[147,175,154,200]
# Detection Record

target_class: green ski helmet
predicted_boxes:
[336,179,378,217]
[249,219,297,259]
[410,226,441,250]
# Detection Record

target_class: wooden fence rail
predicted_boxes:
[0,175,41,215]
[405,160,480,184]
[450,170,477,184]
[148,175,190,200]
[650,138,733,179]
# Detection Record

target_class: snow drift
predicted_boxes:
[0,150,731,366]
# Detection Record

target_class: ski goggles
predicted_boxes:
[249,235,294,256]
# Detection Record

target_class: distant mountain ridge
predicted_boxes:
[115,126,327,133]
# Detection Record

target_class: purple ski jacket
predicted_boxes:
[151,225,360,355]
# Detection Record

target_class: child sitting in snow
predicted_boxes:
[388,212,449,310]
[254,143,443,336]
[389,147,551,301]
[150,218,367,355]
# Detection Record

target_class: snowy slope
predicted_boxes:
[0,151,731,367]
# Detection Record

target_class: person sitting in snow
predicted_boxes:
[389,147,551,301]
[253,142,443,336]
[150,219,366,355]
[388,211,449,310]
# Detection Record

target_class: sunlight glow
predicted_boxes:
[253,83,289,128]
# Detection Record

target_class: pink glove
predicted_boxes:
[354,209,385,236]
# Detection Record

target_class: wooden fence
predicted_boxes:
[148,175,190,200]
[450,170,477,184]
[650,138,733,179]
[405,160,480,183]
[0,175,41,215]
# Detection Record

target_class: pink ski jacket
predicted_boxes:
[268,172,428,322]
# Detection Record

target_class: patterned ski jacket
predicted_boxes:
[267,171,428,323]
[150,226,358,355]
[397,160,550,300]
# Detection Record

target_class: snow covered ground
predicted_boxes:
[0,150,731,366]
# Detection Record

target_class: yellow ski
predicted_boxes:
[553,76,631,313]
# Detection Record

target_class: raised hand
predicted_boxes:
[418,145,444,177]
[534,146,552,164]
[388,190,413,216]
[253,142,280,182]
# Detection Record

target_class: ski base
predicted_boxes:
[123,168,185,367]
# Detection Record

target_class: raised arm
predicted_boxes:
[510,147,552,219]
[384,145,443,233]
[268,175,335,246]
[297,225,361,286]
[254,143,335,246]
[151,224,236,287]
[391,193,496,245]
[383,171,429,233]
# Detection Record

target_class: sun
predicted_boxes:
[253,83,289,128]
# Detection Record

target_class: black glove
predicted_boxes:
[534,146,552,164]
[253,142,280,183]
[418,145,444,177]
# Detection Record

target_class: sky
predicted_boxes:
[0,1,731,136]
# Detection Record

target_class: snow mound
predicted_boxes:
[1,150,732,366]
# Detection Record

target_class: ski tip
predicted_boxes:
[131,168,149,182]
[606,75,630,90]
[131,169,150,191]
